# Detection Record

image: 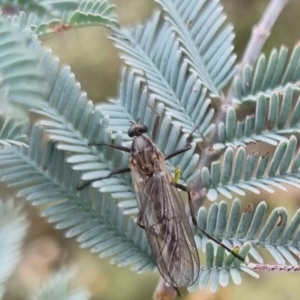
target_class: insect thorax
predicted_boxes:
[130,135,161,175]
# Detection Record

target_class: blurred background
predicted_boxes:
[4,0,300,299]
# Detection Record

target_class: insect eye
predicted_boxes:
[128,127,135,137]
[128,124,148,137]
[139,124,148,134]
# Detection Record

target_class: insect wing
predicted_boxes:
[131,160,200,288]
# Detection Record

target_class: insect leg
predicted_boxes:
[77,142,131,190]
[164,124,202,161]
[175,182,245,263]
[89,143,131,153]
[78,167,131,190]
[136,213,145,229]
[107,167,131,177]
[164,143,192,161]
[78,181,92,191]
[164,128,196,161]
[164,134,194,161]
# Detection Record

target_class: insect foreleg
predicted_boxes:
[164,133,194,161]
[77,142,131,189]
[175,183,245,263]
[78,167,131,190]
[107,167,131,177]
[78,180,95,190]
[89,143,131,153]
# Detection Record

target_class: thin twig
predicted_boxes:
[191,0,289,206]
[190,100,229,209]
[250,263,300,272]
[227,0,289,100]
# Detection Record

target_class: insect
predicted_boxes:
[126,118,200,290]
[80,110,245,294]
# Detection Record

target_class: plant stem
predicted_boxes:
[251,263,300,272]
[227,0,289,100]
[192,0,289,206]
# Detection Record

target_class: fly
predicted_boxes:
[79,106,245,294]
[82,112,244,293]
[127,119,200,290]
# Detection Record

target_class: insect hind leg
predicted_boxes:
[175,183,245,263]
[136,212,145,229]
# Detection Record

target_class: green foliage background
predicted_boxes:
[3,0,300,299]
